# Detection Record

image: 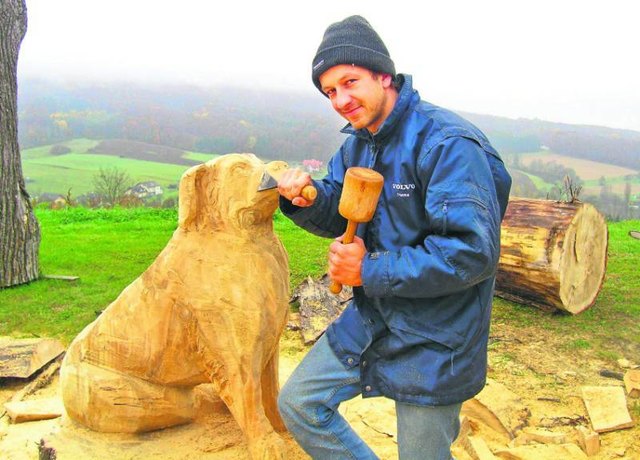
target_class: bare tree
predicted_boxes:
[562,174,582,203]
[92,167,133,206]
[1,0,40,288]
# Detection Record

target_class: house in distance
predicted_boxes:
[125,181,163,199]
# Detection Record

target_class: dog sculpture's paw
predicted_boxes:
[248,432,286,460]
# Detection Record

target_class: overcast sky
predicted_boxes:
[17,0,640,132]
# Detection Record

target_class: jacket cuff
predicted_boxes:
[362,251,392,297]
[279,183,324,221]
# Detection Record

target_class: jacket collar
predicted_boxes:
[340,74,415,143]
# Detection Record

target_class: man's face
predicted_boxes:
[319,64,393,133]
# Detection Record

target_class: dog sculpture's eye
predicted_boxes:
[229,162,252,177]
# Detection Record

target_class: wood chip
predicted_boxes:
[462,379,530,439]
[623,369,640,398]
[4,397,64,423]
[575,426,600,457]
[520,427,567,444]
[467,435,498,460]
[495,443,587,459]
[581,386,634,433]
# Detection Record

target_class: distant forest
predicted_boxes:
[18,78,640,169]
[18,79,345,163]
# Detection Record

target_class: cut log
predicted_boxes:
[0,337,65,379]
[496,198,608,314]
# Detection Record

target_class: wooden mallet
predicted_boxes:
[329,167,384,294]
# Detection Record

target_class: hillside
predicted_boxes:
[18,79,345,164]
[19,78,640,169]
[462,111,640,170]
[17,79,640,218]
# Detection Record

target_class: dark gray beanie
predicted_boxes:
[312,15,396,94]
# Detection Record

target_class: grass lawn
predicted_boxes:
[0,208,637,361]
[0,207,329,342]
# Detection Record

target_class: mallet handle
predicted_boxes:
[329,220,359,294]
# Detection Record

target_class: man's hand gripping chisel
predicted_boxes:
[258,167,318,202]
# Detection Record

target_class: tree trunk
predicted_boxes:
[496,198,608,314]
[0,0,40,288]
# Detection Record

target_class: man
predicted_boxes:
[276,15,512,460]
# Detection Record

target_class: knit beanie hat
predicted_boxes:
[312,15,396,94]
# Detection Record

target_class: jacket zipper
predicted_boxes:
[442,200,448,235]
[369,141,379,168]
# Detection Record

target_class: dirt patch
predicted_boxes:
[1,324,638,459]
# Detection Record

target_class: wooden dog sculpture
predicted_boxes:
[60,154,290,459]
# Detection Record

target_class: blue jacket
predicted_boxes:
[281,75,512,406]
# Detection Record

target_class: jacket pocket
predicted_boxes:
[440,196,488,237]
[387,319,465,352]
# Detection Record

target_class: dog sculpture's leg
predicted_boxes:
[260,350,287,432]
[61,358,195,433]
[213,359,286,460]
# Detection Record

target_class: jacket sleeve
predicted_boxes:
[279,147,349,238]
[362,136,504,299]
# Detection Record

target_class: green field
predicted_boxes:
[21,139,210,198]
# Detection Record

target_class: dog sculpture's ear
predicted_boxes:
[178,163,208,230]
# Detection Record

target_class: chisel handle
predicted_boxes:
[300,185,317,202]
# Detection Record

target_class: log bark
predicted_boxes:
[0,0,40,288]
[496,198,608,314]
[294,275,351,344]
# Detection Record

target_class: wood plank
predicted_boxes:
[42,275,79,281]
[0,337,65,378]
[581,386,634,433]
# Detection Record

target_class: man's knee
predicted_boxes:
[277,384,293,419]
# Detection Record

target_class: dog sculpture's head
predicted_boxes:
[178,153,286,232]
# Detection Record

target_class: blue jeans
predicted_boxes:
[278,334,461,459]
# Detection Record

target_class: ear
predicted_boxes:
[178,163,208,230]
